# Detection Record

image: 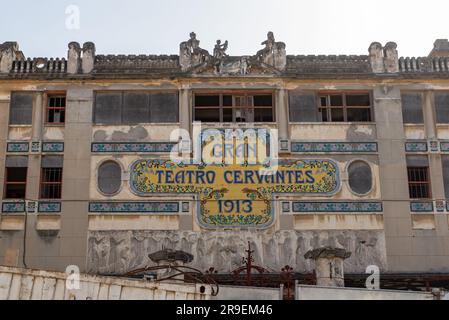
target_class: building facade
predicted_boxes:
[0,34,449,278]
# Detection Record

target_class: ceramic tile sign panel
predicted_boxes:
[405,141,428,153]
[6,142,29,153]
[42,142,64,153]
[291,142,378,153]
[129,159,340,229]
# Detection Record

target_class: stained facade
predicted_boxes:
[1,34,449,278]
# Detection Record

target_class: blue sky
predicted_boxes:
[1,0,448,58]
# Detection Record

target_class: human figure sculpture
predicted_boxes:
[179,32,210,71]
[256,31,286,70]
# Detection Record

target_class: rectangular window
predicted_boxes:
[318,93,372,122]
[40,156,63,199]
[46,94,66,124]
[442,156,449,199]
[289,92,319,122]
[93,91,179,124]
[401,93,424,124]
[435,92,449,124]
[9,92,33,125]
[4,156,28,199]
[193,93,274,123]
[406,156,431,199]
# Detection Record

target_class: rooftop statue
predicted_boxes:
[256,31,286,71]
[179,32,210,72]
[213,39,228,72]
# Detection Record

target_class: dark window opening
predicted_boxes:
[319,93,372,122]
[194,93,274,123]
[407,167,431,199]
[40,168,63,199]
[4,167,27,199]
[46,95,66,124]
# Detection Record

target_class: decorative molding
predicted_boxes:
[38,202,62,213]
[2,202,26,213]
[31,141,41,153]
[91,142,175,153]
[410,201,434,212]
[291,201,383,213]
[42,142,64,153]
[291,142,378,153]
[405,141,428,153]
[6,142,29,153]
[182,202,190,213]
[88,202,180,213]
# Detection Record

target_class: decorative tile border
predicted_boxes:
[91,142,175,153]
[38,202,62,213]
[282,202,291,213]
[291,142,378,153]
[405,141,428,152]
[42,142,64,153]
[88,202,180,213]
[410,201,434,212]
[2,202,26,213]
[6,142,29,153]
[291,201,383,213]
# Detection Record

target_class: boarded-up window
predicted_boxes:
[149,93,179,123]
[442,156,449,199]
[401,93,424,124]
[9,92,33,125]
[98,161,121,195]
[435,92,449,124]
[289,93,319,122]
[93,92,179,124]
[348,161,372,195]
[123,93,150,124]
[94,92,122,124]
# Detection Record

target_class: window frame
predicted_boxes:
[3,167,28,200]
[45,92,67,126]
[193,91,276,123]
[407,166,432,199]
[9,91,34,126]
[317,91,373,123]
[39,167,63,200]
